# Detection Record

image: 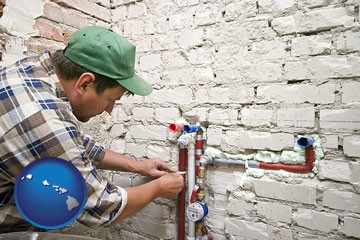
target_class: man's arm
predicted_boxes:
[97,149,177,177]
[109,172,184,225]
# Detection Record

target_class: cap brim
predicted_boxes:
[115,74,153,96]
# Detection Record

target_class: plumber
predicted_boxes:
[0,26,184,232]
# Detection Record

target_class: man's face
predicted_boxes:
[72,84,125,122]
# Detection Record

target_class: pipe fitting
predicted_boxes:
[199,155,213,166]
[183,124,200,134]
[169,123,184,132]
[296,136,314,148]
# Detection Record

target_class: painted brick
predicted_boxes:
[284,56,360,80]
[146,144,170,161]
[164,67,214,86]
[337,31,360,52]
[206,127,222,146]
[342,217,360,238]
[123,19,144,36]
[177,29,204,48]
[258,0,295,11]
[111,6,126,22]
[252,179,317,204]
[155,107,181,124]
[188,47,214,65]
[126,142,146,158]
[225,217,271,239]
[320,109,360,130]
[147,88,193,104]
[109,123,125,138]
[111,106,130,122]
[132,107,154,120]
[194,4,222,26]
[127,2,147,19]
[343,135,360,157]
[227,195,254,217]
[240,108,272,127]
[342,82,360,103]
[291,35,331,56]
[162,51,187,69]
[224,1,257,21]
[276,107,315,128]
[350,162,360,182]
[257,201,292,223]
[208,108,238,126]
[318,160,351,183]
[139,53,162,70]
[257,84,335,104]
[251,39,288,60]
[52,0,111,22]
[225,131,294,151]
[195,86,254,104]
[248,62,282,82]
[127,125,167,141]
[321,135,339,150]
[293,208,338,233]
[123,216,176,239]
[183,108,208,122]
[109,139,126,154]
[323,190,360,213]
[0,0,44,36]
[168,11,195,30]
[272,8,353,35]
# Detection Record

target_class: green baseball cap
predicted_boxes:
[64,26,153,96]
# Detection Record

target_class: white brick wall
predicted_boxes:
[1,0,359,239]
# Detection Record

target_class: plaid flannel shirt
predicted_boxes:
[0,51,127,232]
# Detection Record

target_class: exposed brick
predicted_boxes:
[132,107,154,120]
[318,160,351,183]
[155,107,181,124]
[336,31,360,52]
[34,18,64,42]
[293,208,338,233]
[225,217,271,239]
[276,107,315,128]
[257,84,335,104]
[209,108,238,126]
[323,190,360,213]
[343,135,360,157]
[272,8,354,35]
[284,56,360,80]
[342,82,360,104]
[225,131,294,151]
[52,0,111,22]
[241,108,272,127]
[342,217,360,238]
[44,3,91,29]
[320,109,360,130]
[127,125,167,141]
[252,178,317,204]
[291,35,331,56]
[257,201,292,223]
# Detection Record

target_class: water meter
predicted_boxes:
[186,201,208,222]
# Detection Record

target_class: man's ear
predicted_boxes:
[74,72,95,94]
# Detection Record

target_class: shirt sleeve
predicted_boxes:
[23,109,127,227]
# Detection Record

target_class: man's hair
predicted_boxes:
[51,49,133,95]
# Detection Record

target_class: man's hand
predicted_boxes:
[139,157,177,177]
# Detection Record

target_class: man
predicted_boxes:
[0,26,184,232]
